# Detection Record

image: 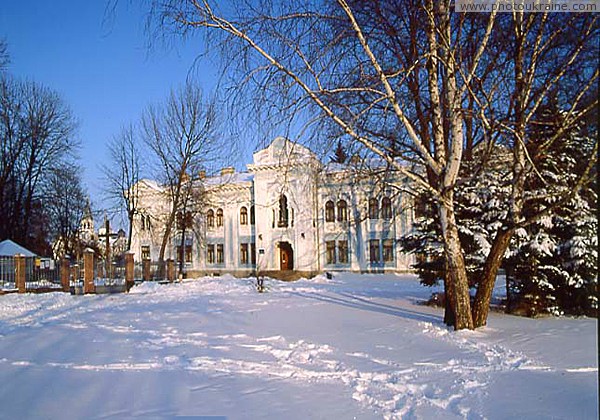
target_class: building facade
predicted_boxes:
[131,137,415,277]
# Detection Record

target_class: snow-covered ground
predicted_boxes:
[0,273,597,419]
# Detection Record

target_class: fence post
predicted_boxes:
[125,251,135,291]
[83,248,95,294]
[142,258,151,282]
[15,254,26,293]
[60,257,70,292]
[167,259,175,283]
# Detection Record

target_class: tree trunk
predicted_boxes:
[505,268,512,314]
[438,196,474,330]
[472,227,514,327]
[127,210,134,251]
[157,215,174,279]
[443,269,456,327]
[179,217,186,277]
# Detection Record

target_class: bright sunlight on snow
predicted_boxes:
[0,273,597,419]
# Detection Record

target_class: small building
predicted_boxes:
[0,239,37,285]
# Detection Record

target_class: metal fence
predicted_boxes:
[1,254,168,293]
[0,256,15,288]
[93,259,126,286]
[27,258,61,289]
[133,261,168,282]
[0,256,62,291]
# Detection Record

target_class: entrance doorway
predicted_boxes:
[279,242,294,270]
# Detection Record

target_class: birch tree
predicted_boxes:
[145,0,597,329]
[469,13,598,327]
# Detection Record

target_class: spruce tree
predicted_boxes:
[505,103,597,316]
[330,140,348,164]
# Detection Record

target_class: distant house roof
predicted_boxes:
[0,239,37,257]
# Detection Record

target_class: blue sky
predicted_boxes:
[0,1,225,210]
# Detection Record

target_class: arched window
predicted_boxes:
[278,195,289,227]
[382,197,392,220]
[240,206,248,225]
[206,209,215,228]
[250,205,255,225]
[368,198,379,219]
[216,208,224,227]
[337,200,347,222]
[325,200,335,222]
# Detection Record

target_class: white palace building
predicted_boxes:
[131,137,415,277]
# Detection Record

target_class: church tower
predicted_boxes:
[80,199,95,243]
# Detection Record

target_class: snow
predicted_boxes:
[0,273,597,419]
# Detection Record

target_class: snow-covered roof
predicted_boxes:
[139,179,164,192]
[204,171,254,186]
[323,162,350,173]
[252,137,318,167]
[0,239,37,257]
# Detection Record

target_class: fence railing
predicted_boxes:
[0,256,15,288]
[1,256,61,290]
[26,258,61,290]
[133,261,170,282]
[2,252,177,294]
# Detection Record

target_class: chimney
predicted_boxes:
[220,167,235,176]
[198,170,206,179]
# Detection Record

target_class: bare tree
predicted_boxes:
[44,163,88,258]
[141,83,220,276]
[146,1,597,329]
[0,74,79,252]
[102,124,143,251]
[0,39,8,71]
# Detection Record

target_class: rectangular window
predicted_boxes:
[369,239,380,263]
[216,244,224,264]
[240,243,249,265]
[141,245,150,261]
[185,245,192,263]
[177,240,193,263]
[207,244,215,264]
[326,240,336,265]
[368,198,379,220]
[251,243,256,265]
[338,240,349,264]
[383,239,394,262]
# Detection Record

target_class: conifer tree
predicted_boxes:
[505,103,597,316]
[330,140,348,164]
